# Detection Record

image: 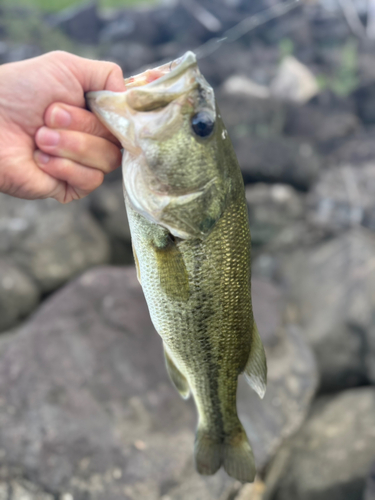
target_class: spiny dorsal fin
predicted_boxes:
[164,346,190,399]
[244,321,267,399]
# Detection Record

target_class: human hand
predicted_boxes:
[0,51,125,203]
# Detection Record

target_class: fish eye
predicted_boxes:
[191,111,215,138]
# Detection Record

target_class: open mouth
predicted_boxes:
[123,51,197,90]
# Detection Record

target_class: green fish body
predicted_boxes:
[87,52,267,483]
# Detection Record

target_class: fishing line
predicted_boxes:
[194,0,302,60]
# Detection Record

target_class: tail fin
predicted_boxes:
[194,425,256,483]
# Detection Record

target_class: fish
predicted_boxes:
[86,51,267,483]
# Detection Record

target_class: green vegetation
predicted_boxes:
[0,0,154,13]
[317,39,359,97]
[278,37,294,60]
[2,8,75,52]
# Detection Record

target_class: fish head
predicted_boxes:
[87,51,232,239]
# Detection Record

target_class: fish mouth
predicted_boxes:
[86,51,200,114]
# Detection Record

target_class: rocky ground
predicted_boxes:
[1,0,375,498]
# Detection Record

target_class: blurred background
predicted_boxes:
[0,0,375,499]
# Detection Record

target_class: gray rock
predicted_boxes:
[87,182,133,265]
[330,129,375,165]
[264,388,375,500]
[0,259,39,332]
[246,183,305,248]
[0,479,54,500]
[365,461,375,500]
[0,266,316,499]
[46,2,102,44]
[280,228,375,391]
[0,194,110,293]
[236,136,320,190]
[285,104,359,148]
[217,91,286,140]
[307,163,375,234]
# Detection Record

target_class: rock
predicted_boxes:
[87,182,133,265]
[0,259,40,332]
[270,56,319,104]
[329,129,375,165]
[284,104,359,149]
[307,163,375,234]
[353,83,375,125]
[236,136,320,190]
[217,91,286,139]
[0,266,317,498]
[264,388,375,500]
[0,479,54,500]
[46,2,102,44]
[221,75,270,99]
[365,461,375,500]
[246,183,305,248]
[280,228,375,392]
[103,41,156,75]
[0,194,110,293]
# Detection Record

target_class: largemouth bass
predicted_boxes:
[87,51,267,483]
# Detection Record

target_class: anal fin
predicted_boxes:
[244,321,267,399]
[164,346,190,399]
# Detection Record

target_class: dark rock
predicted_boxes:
[0,259,40,332]
[365,461,375,500]
[236,136,320,190]
[87,182,133,265]
[217,91,286,139]
[0,194,110,293]
[353,83,375,125]
[329,129,375,165]
[0,479,54,500]
[264,388,375,500]
[284,103,360,150]
[46,2,102,45]
[0,266,317,498]
[246,183,305,248]
[280,228,375,392]
[103,41,157,75]
[4,44,42,63]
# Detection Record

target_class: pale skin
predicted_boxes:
[0,50,125,203]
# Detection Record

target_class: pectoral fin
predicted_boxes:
[244,321,267,399]
[132,243,141,285]
[164,346,190,399]
[154,238,190,302]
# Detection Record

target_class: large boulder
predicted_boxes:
[264,388,375,500]
[0,194,110,293]
[0,259,40,332]
[280,228,375,391]
[0,266,317,499]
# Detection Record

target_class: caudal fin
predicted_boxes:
[194,425,256,483]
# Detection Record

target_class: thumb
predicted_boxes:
[58,52,126,93]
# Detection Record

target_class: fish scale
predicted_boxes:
[87,51,267,483]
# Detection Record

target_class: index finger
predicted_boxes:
[45,102,121,147]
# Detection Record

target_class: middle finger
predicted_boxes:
[35,126,122,174]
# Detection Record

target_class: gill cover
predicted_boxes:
[86,52,227,240]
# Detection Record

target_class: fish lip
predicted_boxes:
[86,51,197,103]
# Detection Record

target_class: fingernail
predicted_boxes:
[37,127,60,147]
[34,150,50,165]
[50,106,71,128]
